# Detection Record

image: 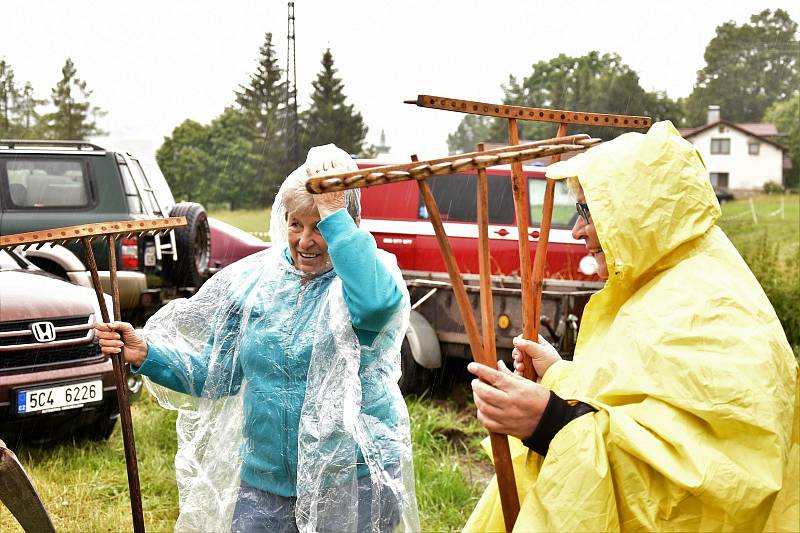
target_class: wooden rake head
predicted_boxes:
[0,217,186,252]
[306,134,601,194]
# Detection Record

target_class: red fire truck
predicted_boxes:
[358,160,604,393]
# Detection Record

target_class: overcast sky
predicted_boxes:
[2,0,798,165]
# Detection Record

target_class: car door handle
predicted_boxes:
[494,229,509,236]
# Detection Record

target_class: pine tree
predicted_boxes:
[15,82,46,138]
[300,49,368,157]
[44,58,106,139]
[0,59,21,137]
[235,33,287,204]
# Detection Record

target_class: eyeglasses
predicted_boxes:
[576,202,591,224]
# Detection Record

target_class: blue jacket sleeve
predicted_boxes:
[131,315,244,398]
[318,209,402,337]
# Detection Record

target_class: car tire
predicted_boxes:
[398,337,432,395]
[164,202,211,288]
[87,416,117,441]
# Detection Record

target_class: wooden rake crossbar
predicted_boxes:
[405,94,653,128]
[306,135,600,194]
[0,217,187,249]
[1,216,187,533]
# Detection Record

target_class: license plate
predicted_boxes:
[144,245,156,266]
[16,380,103,415]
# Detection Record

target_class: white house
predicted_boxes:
[679,106,788,192]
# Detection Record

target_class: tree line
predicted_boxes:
[447,9,799,187]
[156,35,370,209]
[0,57,106,141]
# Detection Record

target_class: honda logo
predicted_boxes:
[31,322,56,343]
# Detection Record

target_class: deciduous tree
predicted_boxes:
[764,97,800,188]
[207,108,259,209]
[685,9,799,125]
[448,52,683,153]
[156,119,214,204]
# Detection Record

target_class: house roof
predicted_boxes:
[679,120,786,151]
[737,123,778,136]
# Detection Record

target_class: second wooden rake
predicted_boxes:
[0,216,187,533]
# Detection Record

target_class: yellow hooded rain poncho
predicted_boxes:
[464,121,799,532]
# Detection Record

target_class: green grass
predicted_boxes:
[208,208,272,241]
[0,389,488,532]
[0,394,180,532]
[408,392,492,532]
[717,194,800,265]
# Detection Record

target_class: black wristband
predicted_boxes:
[522,392,596,456]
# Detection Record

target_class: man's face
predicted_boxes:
[572,186,608,280]
[287,211,330,274]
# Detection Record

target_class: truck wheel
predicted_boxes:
[398,337,432,395]
[164,202,211,288]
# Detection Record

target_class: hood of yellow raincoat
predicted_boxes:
[546,121,720,286]
[465,121,798,533]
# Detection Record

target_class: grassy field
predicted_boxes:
[210,208,272,240]
[0,387,489,532]
[717,194,800,264]
[3,194,795,532]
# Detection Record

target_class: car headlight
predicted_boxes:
[578,254,598,276]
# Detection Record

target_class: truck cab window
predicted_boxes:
[118,163,145,214]
[529,179,577,228]
[419,173,514,224]
[5,159,90,208]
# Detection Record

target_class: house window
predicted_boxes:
[718,126,726,133]
[709,172,729,189]
[748,142,760,155]
[710,138,730,154]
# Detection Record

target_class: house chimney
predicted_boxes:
[707,105,720,124]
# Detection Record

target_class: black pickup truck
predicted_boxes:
[0,140,212,322]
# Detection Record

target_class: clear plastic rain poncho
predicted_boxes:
[138,145,419,532]
[465,122,798,532]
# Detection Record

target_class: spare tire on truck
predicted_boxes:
[164,202,211,288]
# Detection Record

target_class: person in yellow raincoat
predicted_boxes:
[465,121,799,532]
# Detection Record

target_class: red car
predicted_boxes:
[0,248,120,445]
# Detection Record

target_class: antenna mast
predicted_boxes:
[285,1,299,166]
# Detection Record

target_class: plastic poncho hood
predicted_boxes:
[465,122,799,532]
[140,145,419,532]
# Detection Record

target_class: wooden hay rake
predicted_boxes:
[308,95,651,531]
[0,216,187,533]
